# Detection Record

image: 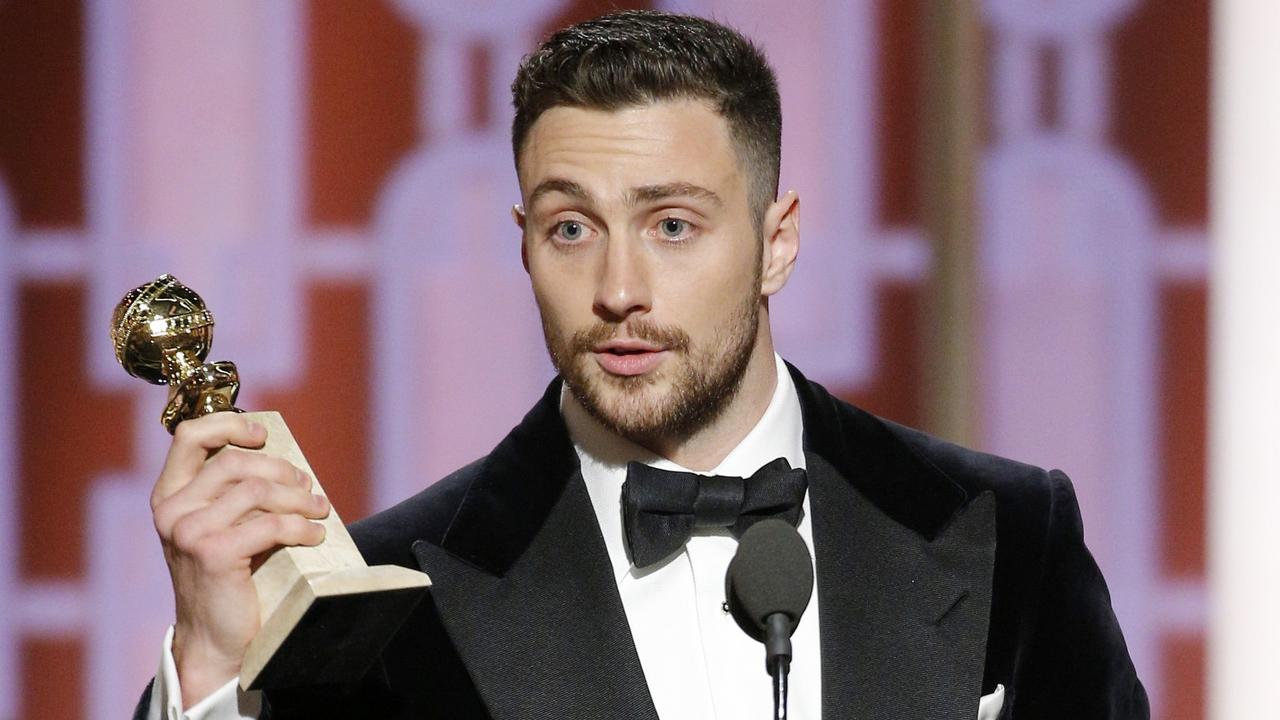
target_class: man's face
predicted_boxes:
[516,100,768,444]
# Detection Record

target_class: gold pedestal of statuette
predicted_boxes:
[112,274,430,690]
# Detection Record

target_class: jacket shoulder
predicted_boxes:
[347,456,487,569]
[878,418,1055,506]
[875,415,1073,555]
[800,362,1060,535]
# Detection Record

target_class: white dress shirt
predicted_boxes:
[148,626,260,720]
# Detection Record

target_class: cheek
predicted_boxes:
[529,262,590,326]
[530,280,564,327]
[661,264,754,330]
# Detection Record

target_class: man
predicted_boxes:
[135,10,1148,720]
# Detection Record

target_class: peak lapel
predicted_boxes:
[810,453,996,718]
[790,365,997,718]
[409,381,659,720]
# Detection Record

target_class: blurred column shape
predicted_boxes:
[86,0,304,392]
[80,1,308,711]
[919,0,982,446]
[370,1,564,511]
[666,0,882,388]
[1208,2,1280,717]
[978,0,1160,700]
[0,174,18,720]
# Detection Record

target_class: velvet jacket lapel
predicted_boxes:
[791,364,998,719]
[408,382,659,720]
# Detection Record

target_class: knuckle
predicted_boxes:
[191,537,224,567]
[216,448,247,473]
[170,516,204,552]
[153,503,176,537]
[280,515,312,541]
[243,477,273,505]
[271,458,300,485]
[261,513,287,535]
[172,419,200,446]
[212,448,255,478]
[154,464,194,500]
[204,449,232,475]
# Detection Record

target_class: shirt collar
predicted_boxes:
[563,354,806,582]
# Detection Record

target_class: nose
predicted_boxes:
[593,237,652,322]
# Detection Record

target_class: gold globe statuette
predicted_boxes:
[111,274,430,690]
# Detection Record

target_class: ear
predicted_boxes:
[512,204,529,273]
[759,190,799,297]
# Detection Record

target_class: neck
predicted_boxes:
[638,330,779,472]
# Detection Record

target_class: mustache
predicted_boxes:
[570,320,691,354]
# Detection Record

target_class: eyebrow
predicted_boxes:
[528,179,589,208]
[526,178,723,211]
[627,183,723,208]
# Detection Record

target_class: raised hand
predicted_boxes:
[151,413,330,706]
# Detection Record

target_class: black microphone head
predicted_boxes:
[725,518,815,642]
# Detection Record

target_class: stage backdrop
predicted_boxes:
[0,1,1207,718]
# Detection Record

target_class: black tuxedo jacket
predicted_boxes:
[136,365,1148,719]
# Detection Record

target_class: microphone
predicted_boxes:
[725,518,815,720]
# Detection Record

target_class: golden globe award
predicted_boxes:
[111,274,430,690]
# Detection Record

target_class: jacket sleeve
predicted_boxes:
[1010,470,1150,719]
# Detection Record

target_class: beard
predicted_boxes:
[541,292,760,446]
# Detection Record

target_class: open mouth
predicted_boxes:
[593,342,669,376]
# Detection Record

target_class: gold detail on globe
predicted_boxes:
[111,274,242,432]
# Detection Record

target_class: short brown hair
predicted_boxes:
[511,10,782,230]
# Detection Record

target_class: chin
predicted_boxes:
[577,367,673,434]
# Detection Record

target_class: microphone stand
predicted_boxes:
[765,612,792,720]
[769,656,789,720]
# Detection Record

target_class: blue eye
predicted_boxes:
[659,218,688,239]
[556,221,585,241]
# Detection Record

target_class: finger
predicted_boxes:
[222,513,327,562]
[173,479,329,550]
[183,513,326,576]
[156,449,311,536]
[156,414,268,502]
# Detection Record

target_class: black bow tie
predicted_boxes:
[620,458,808,569]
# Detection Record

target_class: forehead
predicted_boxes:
[517,100,744,204]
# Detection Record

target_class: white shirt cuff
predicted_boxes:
[147,625,262,720]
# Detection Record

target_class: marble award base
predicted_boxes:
[236,411,431,691]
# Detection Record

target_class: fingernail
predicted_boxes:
[246,421,264,435]
[296,468,310,487]
[313,493,329,509]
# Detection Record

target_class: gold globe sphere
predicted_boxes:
[110,274,215,385]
